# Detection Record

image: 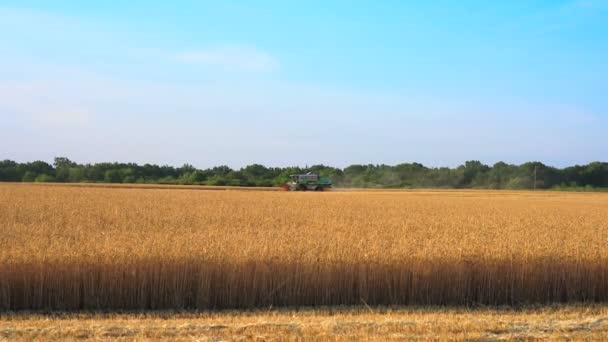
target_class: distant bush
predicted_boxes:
[34,174,55,182]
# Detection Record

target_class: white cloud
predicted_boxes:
[173,46,279,72]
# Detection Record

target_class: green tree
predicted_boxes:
[22,171,37,182]
[459,160,490,187]
[68,168,86,182]
[104,170,122,183]
[0,160,20,181]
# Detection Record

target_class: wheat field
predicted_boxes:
[1,183,607,310]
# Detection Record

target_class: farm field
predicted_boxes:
[1,305,607,341]
[1,183,608,311]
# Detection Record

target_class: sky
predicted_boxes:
[1,0,607,168]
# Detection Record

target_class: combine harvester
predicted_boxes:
[282,172,332,191]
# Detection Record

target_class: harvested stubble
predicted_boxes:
[0,184,607,310]
[3,305,608,341]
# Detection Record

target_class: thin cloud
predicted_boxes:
[173,46,279,72]
[0,82,92,128]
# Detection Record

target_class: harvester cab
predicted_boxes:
[283,172,332,191]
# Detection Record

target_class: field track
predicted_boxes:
[3,305,608,340]
[1,183,607,311]
[9,182,281,191]
[15,181,604,194]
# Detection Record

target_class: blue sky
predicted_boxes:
[1,0,607,168]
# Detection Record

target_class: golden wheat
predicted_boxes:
[1,183,607,310]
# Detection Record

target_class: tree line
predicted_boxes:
[0,157,607,190]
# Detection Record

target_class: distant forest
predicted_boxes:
[1,157,607,190]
